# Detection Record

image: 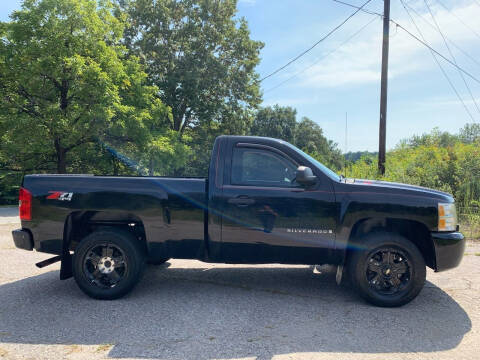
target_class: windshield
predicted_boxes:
[283,142,341,182]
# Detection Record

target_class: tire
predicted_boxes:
[73,228,146,300]
[148,257,170,265]
[347,232,426,307]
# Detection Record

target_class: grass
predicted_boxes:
[460,222,480,242]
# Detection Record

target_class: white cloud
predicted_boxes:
[278,1,480,90]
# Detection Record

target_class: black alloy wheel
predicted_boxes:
[365,248,412,295]
[83,242,128,289]
[348,232,426,307]
[73,228,145,300]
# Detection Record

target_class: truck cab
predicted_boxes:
[207,136,338,265]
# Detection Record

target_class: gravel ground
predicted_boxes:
[0,207,479,360]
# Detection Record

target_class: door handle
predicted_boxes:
[228,196,255,207]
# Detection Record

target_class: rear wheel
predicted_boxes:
[73,229,146,300]
[348,232,426,307]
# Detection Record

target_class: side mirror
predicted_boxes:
[295,166,317,186]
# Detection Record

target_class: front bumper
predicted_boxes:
[431,231,465,272]
[12,229,34,251]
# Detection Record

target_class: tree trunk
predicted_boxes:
[56,66,69,174]
[149,157,155,176]
[60,79,68,111]
[172,102,187,133]
[173,113,182,131]
[112,156,119,176]
[179,111,191,136]
[56,151,66,174]
[54,138,67,174]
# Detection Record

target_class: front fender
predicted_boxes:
[334,192,437,253]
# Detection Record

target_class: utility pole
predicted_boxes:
[344,112,348,178]
[378,0,390,175]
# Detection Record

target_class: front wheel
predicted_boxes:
[348,232,426,307]
[73,229,146,300]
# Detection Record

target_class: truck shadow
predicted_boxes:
[0,263,472,359]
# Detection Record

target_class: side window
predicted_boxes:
[231,147,298,187]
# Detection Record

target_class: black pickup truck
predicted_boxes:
[12,135,465,306]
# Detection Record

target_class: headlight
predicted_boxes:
[438,203,457,231]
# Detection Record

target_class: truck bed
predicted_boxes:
[22,175,208,259]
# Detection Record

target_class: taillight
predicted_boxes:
[19,187,32,221]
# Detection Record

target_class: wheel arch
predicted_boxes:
[347,217,436,270]
[65,210,148,253]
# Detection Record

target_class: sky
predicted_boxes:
[2,0,480,152]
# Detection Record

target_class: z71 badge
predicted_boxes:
[46,191,73,201]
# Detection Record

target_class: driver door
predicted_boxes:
[220,141,336,264]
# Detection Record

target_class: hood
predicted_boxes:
[344,178,454,202]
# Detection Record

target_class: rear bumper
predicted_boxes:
[12,229,34,251]
[431,231,465,272]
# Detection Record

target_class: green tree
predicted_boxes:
[402,127,459,148]
[0,0,170,174]
[120,0,263,136]
[459,123,480,144]
[250,106,343,171]
[344,151,377,162]
[294,117,343,170]
[348,127,480,208]
[250,105,297,143]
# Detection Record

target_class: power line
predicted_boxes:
[331,0,383,17]
[402,1,480,68]
[332,0,480,84]
[392,20,480,85]
[423,0,480,115]
[399,0,475,122]
[332,0,382,17]
[259,0,373,83]
[263,16,378,94]
[435,0,480,41]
